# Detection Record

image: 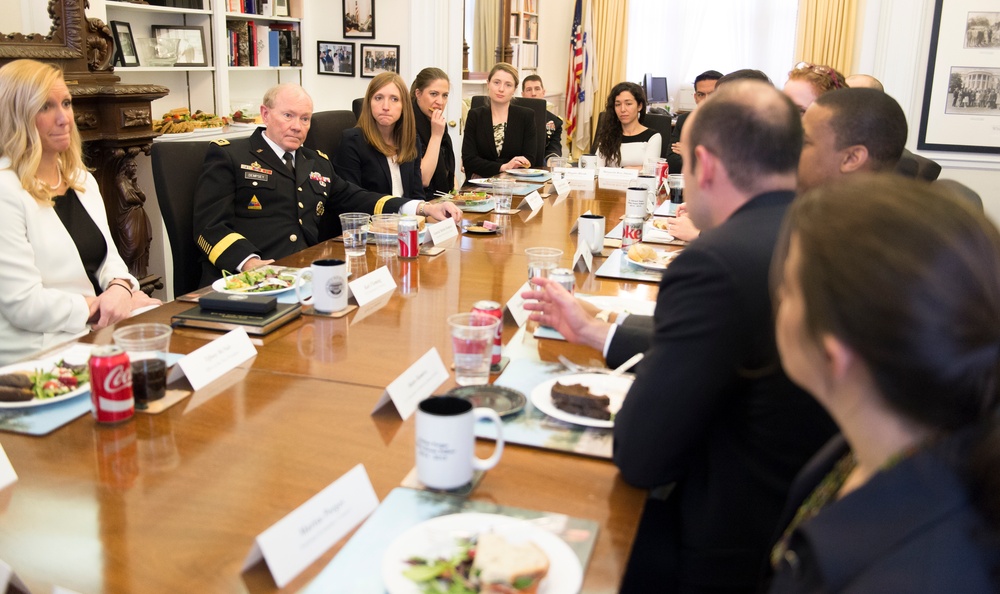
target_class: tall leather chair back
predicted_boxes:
[470,95,547,167]
[151,140,211,297]
[352,98,364,121]
[642,113,673,160]
[303,110,358,159]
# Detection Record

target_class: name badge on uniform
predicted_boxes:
[245,171,268,181]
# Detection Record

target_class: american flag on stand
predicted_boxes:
[565,0,596,155]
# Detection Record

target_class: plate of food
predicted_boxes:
[530,373,632,429]
[382,512,582,594]
[467,178,501,187]
[464,224,499,235]
[506,168,548,178]
[450,192,495,213]
[0,360,90,408]
[644,219,677,244]
[624,244,680,271]
[365,217,428,244]
[212,267,300,295]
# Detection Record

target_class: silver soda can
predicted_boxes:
[622,216,644,250]
[549,268,575,293]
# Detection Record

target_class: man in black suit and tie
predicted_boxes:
[523,81,836,593]
[193,84,459,285]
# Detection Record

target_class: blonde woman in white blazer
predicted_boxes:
[0,60,159,364]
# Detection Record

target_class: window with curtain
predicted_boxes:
[626,0,799,105]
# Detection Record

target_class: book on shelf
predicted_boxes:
[171,302,302,335]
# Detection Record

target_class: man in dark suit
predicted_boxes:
[193,84,459,285]
[523,81,837,593]
[666,69,722,175]
[521,74,563,163]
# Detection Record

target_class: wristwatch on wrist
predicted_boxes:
[418,201,426,216]
[596,310,613,323]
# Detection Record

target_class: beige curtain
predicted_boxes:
[473,0,500,73]
[795,0,857,75]
[589,0,629,151]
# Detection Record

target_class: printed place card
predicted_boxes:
[428,218,459,245]
[505,282,532,327]
[169,328,257,391]
[598,167,639,190]
[349,266,396,307]
[573,235,594,272]
[517,190,544,212]
[0,443,16,490]
[371,348,450,419]
[554,167,595,180]
[552,176,571,196]
[242,464,379,588]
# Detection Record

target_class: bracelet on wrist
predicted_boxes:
[106,282,132,295]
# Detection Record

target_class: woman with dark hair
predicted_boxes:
[411,67,455,194]
[594,81,661,168]
[768,174,1000,592]
[782,62,847,115]
[461,62,537,178]
[333,72,425,200]
[0,59,159,364]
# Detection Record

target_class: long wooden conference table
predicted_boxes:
[0,182,669,593]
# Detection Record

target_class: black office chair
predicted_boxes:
[642,113,673,160]
[151,140,211,297]
[351,97,363,121]
[470,95,547,167]
[303,110,357,159]
[895,148,942,181]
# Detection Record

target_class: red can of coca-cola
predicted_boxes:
[471,300,503,366]
[89,345,134,424]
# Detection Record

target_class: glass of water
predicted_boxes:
[492,178,515,214]
[525,247,564,288]
[448,313,500,386]
[339,212,369,256]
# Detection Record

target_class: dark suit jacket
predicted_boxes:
[665,110,688,175]
[414,99,456,195]
[193,128,406,284]
[612,191,838,591]
[461,104,538,178]
[332,128,425,200]
[768,433,999,593]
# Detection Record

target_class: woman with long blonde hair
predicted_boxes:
[0,59,159,364]
[333,72,425,199]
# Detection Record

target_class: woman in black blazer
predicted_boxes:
[411,67,455,195]
[333,72,425,199]
[461,62,538,178]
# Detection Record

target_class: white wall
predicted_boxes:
[855,0,1000,225]
[536,0,573,112]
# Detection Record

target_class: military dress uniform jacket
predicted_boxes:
[193,128,407,284]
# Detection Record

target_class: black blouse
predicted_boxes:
[413,99,456,195]
[53,189,107,294]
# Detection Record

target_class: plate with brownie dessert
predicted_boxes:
[530,373,633,428]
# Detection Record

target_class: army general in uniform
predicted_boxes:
[193,84,460,286]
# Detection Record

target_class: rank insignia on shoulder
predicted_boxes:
[248,195,262,210]
[316,150,330,161]
[212,139,230,146]
[256,148,264,153]
[316,201,325,216]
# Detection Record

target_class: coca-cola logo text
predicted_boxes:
[103,364,133,394]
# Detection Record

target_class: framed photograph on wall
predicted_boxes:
[318,41,355,77]
[917,0,1000,154]
[152,25,208,67]
[360,43,398,78]
[343,0,375,38]
[110,21,139,67]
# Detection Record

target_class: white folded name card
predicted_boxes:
[0,443,16,491]
[598,167,639,190]
[428,218,459,245]
[518,190,544,212]
[169,328,257,391]
[553,166,595,180]
[371,347,450,419]
[505,281,532,327]
[242,464,379,588]
[349,266,396,307]
[552,177,571,196]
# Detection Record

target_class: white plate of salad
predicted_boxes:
[212,267,300,295]
[0,360,90,408]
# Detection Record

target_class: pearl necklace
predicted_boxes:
[37,164,62,191]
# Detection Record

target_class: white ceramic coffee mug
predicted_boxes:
[295,258,349,313]
[579,154,600,170]
[416,396,504,490]
[578,214,605,254]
